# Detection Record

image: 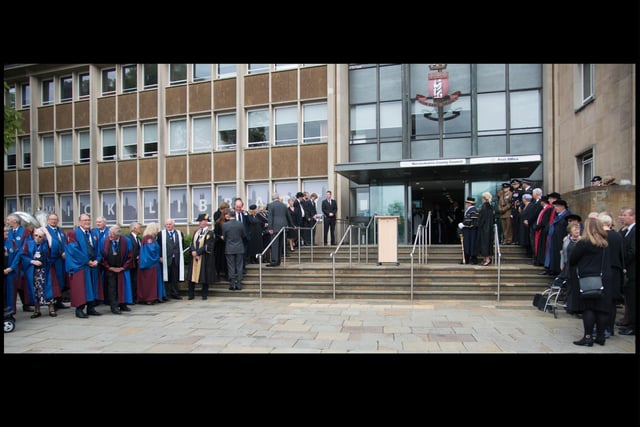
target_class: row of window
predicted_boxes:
[4,179,328,227]
[5,64,315,109]
[5,103,327,168]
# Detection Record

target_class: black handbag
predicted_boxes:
[576,249,605,299]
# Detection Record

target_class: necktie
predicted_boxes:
[170,231,175,242]
[112,240,118,253]
[237,213,241,223]
[85,230,93,246]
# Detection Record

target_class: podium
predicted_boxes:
[376,216,399,265]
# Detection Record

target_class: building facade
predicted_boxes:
[4,64,635,242]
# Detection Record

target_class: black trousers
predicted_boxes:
[105,271,119,309]
[165,258,181,297]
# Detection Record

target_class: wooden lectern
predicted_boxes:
[376,215,399,265]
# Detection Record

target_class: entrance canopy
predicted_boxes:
[335,154,542,185]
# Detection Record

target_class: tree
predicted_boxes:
[4,81,23,154]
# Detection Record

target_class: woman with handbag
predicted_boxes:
[568,217,613,346]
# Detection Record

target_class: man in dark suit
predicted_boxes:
[303,192,317,246]
[266,192,292,266]
[157,218,184,300]
[233,198,250,274]
[221,208,246,290]
[127,222,142,304]
[321,190,337,245]
[618,207,636,335]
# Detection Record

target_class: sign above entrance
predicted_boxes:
[400,158,466,167]
[469,154,541,164]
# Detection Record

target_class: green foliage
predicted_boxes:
[4,81,23,154]
[183,233,192,265]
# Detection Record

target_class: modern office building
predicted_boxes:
[3,64,635,243]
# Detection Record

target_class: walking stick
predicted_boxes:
[459,230,465,264]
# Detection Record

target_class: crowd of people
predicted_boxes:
[3,190,335,320]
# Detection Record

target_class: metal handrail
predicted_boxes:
[494,223,502,301]
[329,224,355,299]
[409,211,431,300]
[256,226,286,298]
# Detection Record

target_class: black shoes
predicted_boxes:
[171,295,183,300]
[266,262,280,267]
[23,305,34,312]
[30,312,42,319]
[119,305,132,312]
[202,296,208,300]
[75,308,88,319]
[87,309,102,316]
[54,301,69,309]
[618,328,635,336]
[111,308,122,315]
[615,320,630,327]
[594,336,606,346]
[573,336,594,347]
[188,296,194,300]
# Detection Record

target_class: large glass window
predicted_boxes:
[143,64,158,89]
[122,64,137,92]
[143,189,158,223]
[78,193,91,216]
[217,64,236,78]
[59,133,73,164]
[477,92,506,135]
[41,195,56,215]
[60,76,73,102]
[42,79,53,105]
[192,116,212,152]
[247,110,269,147]
[248,64,269,74]
[101,192,117,224]
[168,187,188,224]
[350,104,376,144]
[5,198,17,216]
[121,124,137,159]
[193,64,211,82]
[191,186,212,223]
[303,103,328,143]
[510,90,541,133]
[216,184,236,209]
[5,142,16,170]
[247,182,269,209]
[59,194,74,226]
[78,73,90,98]
[169,64,187,85]
[581,64,594,103]
[21,196,32,214]
[41,134,54,166]
[168,118,187,154]
[21,137,30,168]
[143,122,158,157]
[275,106,297,145]
[101,127,116,161]
[78,130,90,163]
[101,68,116,95]
[217,113,236,150]
[21,83,30,108]
[274,181,298,204]
[579,150,594,189]
[122,190,138,224]
[6,84,15,107]
[379,101,402,142]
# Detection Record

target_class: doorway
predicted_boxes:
[410,179,465,244]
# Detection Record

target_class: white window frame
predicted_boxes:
[191,186,213,223]
[78,130,90,163]
[122,190,139,224]
[579,149,594,189]
[101,68,116,95]
[169,64,187,85]
[21,83,30,108]
[193,64,212,82]
[78,73,90,99]
[21,137,30,168]
[101,127,116,161]
[5,141,16,170]
[247,109,269,147]
[42,79,53,106]
[248,64,269,74]
[192,115,212,152]
[143,64,158,89]
[59,132,74,165]
[121,124,138,159]
[143,122,158,157]
[303,102,328,143]
[216,112,237,150]
[217,64,237,79]
[41,134,54,166]
[122,64,138,93]
[168,118,187,155]
[60,76,73,103]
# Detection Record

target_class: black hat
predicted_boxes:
[547,192,561,199]
[540,195,549,202]
[465,197,476,204]
[249,204,257,210]
[501,183,511,189]
[552,199,568,207]
[196,213,210,222]
[296,192,304,198]
[510,178,521,184]
[566,214,582,222]
[591,175,602,182]
[521,179,532,185]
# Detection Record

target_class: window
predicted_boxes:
[60,76,73,102]
[510,90,542,133]
[303,103,328,143]
[21,137,30,168]
[78,130,90,163]
[216,184,236,209]
[143,122,158,156]
[121,125,137,159]
[191,186,212,223]
[217,64,236,78]
[169,64,187,85]
[21,196,32,214]
[78,193,91,216]
[192,116,212,152]
[247,182,269,209]
[59,194,74,226]
[579,150,594,189]
[379,101,402,142]
[122,64,137,92]
[168,187,188,223]
[168,118,187,154]
[275,64,298,71]
[41,134,54,166]
[101,68,116,95]
[5,198,17,215]
[248,109,269,147]
[41,195,56,215]
[581,64,594,104]
[101,192,117,223]
[59,133,73,164]
[274,181,298,204]
[350,104,376,143]
[6,84,15,107]
[143,64,158,89]
[275,106,298,145]
[477,92,506,135]
[217,113,236,150]
[193,64,211,81]
[101,127,116,161]
[5,141,16,170]
[42,79,53,105]
[122,190,138,224]
[143,189,158,223]
[21,83,30,108]
[248,64,269,74]
[78,73,90,98]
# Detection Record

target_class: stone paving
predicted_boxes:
[3,297,636,354]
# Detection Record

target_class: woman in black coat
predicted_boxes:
[568,217,613,346]
[598,213,625,337]
[475,192,495,266]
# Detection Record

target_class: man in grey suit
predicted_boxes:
[222,208,247,290]
[266,192,292,267]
